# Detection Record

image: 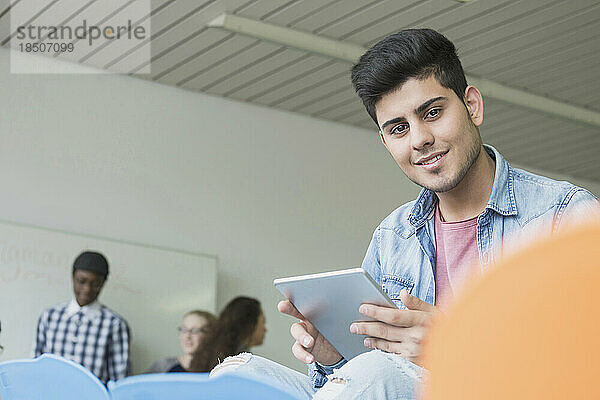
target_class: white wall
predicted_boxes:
[1,48,598,372]
[0,48,421,372]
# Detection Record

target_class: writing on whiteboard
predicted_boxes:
[0,242,140,293]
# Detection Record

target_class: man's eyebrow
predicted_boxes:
[415,96,447,115]
[381,116,406,131]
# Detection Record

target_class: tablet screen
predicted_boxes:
[274,268,396,360]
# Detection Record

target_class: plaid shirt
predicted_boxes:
[33,300,130,384]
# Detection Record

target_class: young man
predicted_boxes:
[211,29,598,399]
[33,251,130,384]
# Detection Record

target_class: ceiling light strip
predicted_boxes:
[208,13,600,128]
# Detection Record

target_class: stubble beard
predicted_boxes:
[411,134,482,193]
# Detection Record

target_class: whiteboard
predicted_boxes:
[0,220,217,374]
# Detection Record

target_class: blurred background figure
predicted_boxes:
[33,251,130,384]
[146,310,216,373]
[189,296,266,372]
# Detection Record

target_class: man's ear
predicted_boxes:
[464,85,484,127]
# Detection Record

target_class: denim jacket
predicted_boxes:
[309,145,598,387]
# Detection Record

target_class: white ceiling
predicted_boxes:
[2,0,599,182]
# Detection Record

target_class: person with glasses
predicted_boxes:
[32,251,131,384]
[188,296,266,373]
[146,310,216,373]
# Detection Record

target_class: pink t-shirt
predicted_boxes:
[434,206,480,311]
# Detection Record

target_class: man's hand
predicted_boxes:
[350,289,439,366]
[278,300,343,366]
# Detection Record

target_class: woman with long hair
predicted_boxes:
[189,296,266,372]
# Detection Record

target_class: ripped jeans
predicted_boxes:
[210,350,426,400]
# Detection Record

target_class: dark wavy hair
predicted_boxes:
[188,296,262,372]
[351,28,468,125]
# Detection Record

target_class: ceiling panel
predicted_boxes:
[2,0,598,183]
[471,26,600,83]
[534,61,600,95]
[157,34,256,86]
[288,0,377,33]
[565,88,600,106]
[147,28,230,80]
[190,45,302,94]
[1,0,57,45]
[0,7,12,43]
[248,61,349,106]
[46,0,136,63]
[320,100,366,122]
[228,54,327,101]
[297,86,357,116]
[235,0,299,20]
[345,111,373,127]
[273,74,350,110]
[458,2,600,69]
[337,0,460,45]
[264,0,342,27]
[415,0,514,33]
[314,0,423,39]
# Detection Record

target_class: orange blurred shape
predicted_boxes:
[423,222,600,400]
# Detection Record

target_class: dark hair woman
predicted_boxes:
[189,296,266,372]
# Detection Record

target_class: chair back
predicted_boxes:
[108,372,302,400]
[0,354,109,400]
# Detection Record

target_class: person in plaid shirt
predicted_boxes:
[33,251,130,384]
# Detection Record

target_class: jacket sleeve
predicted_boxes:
[553,188,599,233]
[32,312,48,357]
[307,358,348,388]
[361,227,383,285]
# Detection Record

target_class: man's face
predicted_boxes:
[72,269,105,307]
[375,75,483,193]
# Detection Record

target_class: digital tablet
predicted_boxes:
[274,268,397,360]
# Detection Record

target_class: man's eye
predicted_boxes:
[390,124,408,135]
[426,108,441,118]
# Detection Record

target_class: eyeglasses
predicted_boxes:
[178,326,209,335]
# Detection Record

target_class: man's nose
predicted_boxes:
[410,123,435,151]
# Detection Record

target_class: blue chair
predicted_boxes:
[108,372,302,400]
[0,354,109,400]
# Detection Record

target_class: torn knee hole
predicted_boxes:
[210,353,252,377]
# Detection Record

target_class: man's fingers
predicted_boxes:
[278,300,304,319]
[351,321,417,342]
[399,289,437,313]
[290,322,314,348]
[292,340,314,364]
[363,337,414,356]
[359,304,428,327]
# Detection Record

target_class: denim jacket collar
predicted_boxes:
[408,144,518,228]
